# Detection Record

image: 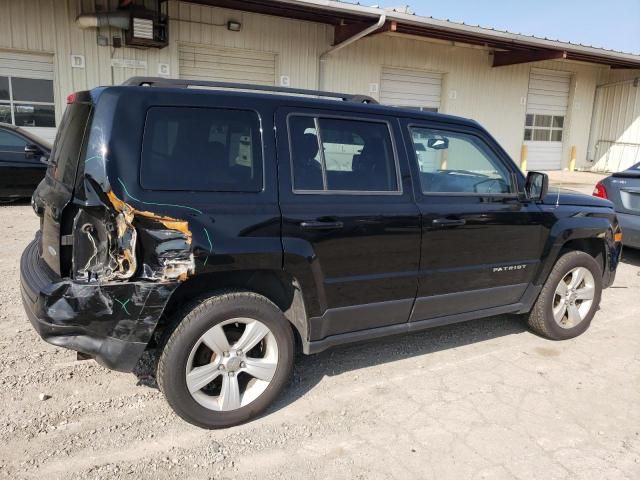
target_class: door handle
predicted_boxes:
[432,218,466,228]
[300,220,344,230]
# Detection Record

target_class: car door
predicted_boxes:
[401,118,549,322]
[0,128,42,196]
[276,107,421,341]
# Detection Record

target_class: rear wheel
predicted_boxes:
[157,291,295,429]
[527,250,602,340]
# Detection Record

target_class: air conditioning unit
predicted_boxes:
[76,0,169,49]
[125,9,169,48]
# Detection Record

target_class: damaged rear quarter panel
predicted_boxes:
[72,87,283,313]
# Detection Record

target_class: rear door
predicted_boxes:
[276,107,421,341]
[33,100,92,275]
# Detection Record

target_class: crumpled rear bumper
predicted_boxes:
[20,237,178,372]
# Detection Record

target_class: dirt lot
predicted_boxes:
[1,192,639,479]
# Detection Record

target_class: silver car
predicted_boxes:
[595,162,640,248]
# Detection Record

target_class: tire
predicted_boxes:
[526,250,603,340]
[157,291,295,429]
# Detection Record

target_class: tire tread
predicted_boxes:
[526,250,602,340]
[157,290,293,428]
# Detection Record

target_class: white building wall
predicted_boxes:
[0,0,331,126]
[588,69,640,171]
[320,33,607,167]
[0,0,618,170]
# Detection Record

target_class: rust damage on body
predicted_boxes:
[74,189,195,283]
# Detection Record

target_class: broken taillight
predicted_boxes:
[71,207,138,282]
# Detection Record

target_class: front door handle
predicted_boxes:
[300,220,344,230]
[432,218,466,228]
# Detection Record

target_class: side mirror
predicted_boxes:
[24,144,43,160]
[525,171,549,201]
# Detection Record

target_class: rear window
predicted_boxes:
[51,102,92,186]
[140,107,263,192]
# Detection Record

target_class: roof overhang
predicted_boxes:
[185,0,640,69]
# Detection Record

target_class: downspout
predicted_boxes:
[318,13,386,90]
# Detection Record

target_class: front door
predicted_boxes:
[0,128,43,196]
[277,107,421,341]
[402,119,549,322]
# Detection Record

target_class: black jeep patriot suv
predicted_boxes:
[21,77,622,428]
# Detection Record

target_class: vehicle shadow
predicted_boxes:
[620,247,640,267]
[132,314,528,416]
[0,198,31,207]
[270,314,526,415]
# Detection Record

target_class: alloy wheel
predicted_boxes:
[185,318,278,411]
[552,266,596,329]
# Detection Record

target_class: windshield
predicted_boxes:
[50,102,92,187]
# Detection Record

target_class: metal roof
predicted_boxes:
[195,0,640,69]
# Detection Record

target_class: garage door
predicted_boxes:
[179,44,276,86]
[0,51,56,143]
[524,68,571,170]
[379,66,441,111]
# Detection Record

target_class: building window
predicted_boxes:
[0,76,56,128]
[524,114,563,142]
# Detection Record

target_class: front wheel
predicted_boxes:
[157,291,295,429]
[527,250,603,340]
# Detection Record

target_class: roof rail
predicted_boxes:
[121,77,378,104]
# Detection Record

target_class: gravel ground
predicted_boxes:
[1,199,639,480]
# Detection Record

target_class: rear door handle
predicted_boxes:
[432,218,466,228]
[300,220,344,230]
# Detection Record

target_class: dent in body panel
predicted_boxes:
[72,182,196,284]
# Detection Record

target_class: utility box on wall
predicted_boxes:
[124,8,169,48]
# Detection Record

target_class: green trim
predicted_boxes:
[203,227,213,266]
[116,178,204,215]
[115,298,130,315]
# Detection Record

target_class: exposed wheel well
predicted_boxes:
[154,270,308,350]
[560,238,606,273]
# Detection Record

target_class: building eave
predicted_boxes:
[188,0,640,69]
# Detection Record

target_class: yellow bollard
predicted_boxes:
[569,145,577,171]
[520,144,528,172]
[439,150,448,170]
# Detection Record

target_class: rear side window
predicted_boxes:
[140,107,263,192]
[51,102,92,186]
[289,115,399,193]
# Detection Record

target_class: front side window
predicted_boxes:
[140,107,263,192]
[0,129,27,153]
[0,76,55,127]
[289,115,399,193]
[410,127,511,194]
